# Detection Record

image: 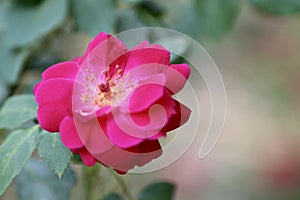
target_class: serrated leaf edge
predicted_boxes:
[0,125,39,196]
[37,132,72,178]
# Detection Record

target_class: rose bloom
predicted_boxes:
[34,32,191,174]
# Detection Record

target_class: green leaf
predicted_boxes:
[0,94,37,130]
[116,9,146,32]
[16,159,76,200]
[38,130,72,178]
[0,81,8,104]
[103,193,123,200]
[138,182,176,200]
[159,0,240,40]
[72,0,116,35]
[13,0,45,7]
[0,0,68,47]
[195,0,241,40]
[0,125,39,196]
[136,0,165,18]
[158,0,201,39]
[249,0,300,15]
[0,44,29,84]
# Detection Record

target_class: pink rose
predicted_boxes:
[34,32,191,174]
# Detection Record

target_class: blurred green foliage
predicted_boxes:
[102,193,124,200]
[0,94,37,129]
[249,0,300,15]
[0,0,299,104]
[16,159,76,200]
[0,125,39,196]
[138,182,176,200]
[0,0,300,199]
[38,130,72,178]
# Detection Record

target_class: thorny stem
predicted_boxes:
[82,165,101,200]
[109,169,134,200]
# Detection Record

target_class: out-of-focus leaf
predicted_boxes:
[159,0,240,40]
[153,36,190,59]
[103,193,123,200]
[120,0,140,3]
[16,159,76,200]
[159,0,201,39]
[138,182,176,200]
[0,81,8,104]
[135,0,165,24]
[0,0,68,47]
[249,0,300,15]
[116,9,145,32]
[0,45,29,84]
[0,125,39,196]
[38,130,72,178]
[137,0,164,18]
[72,0,116,35]
[195,0,241,39]
[0,94,37,130]
[13,0,45,6]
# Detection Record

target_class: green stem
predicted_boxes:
[109,169,134,200]
[82,165,101,200]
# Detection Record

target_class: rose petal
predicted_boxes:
[74,113,113,155]
[96,106,111,117]
[35,79,74,132]
[163,99,191,132]
[114,169,127,175]
[32,82,41,95]
[79,33,128,74]
[110,110,166,142]
[129,84,164,113]
[107,91,175,145]
[72,57,81,63]
[78,32,111,65]
[60,116,83,149]
[127,139,162,167]
[71,148,80,154]
[120,74,167,113]
[163,63,190,94]
[41,61,79,81]
[33,62,78,95]
[92,139,162,173]
[131,41,150,50]
[124,47,170,74]
[106,116,144,148]
[149,43,166,50]
[130,90,176,130]
[79,147,97,166]
[124,63,167,81]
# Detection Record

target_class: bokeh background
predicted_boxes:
[1,0,300,200]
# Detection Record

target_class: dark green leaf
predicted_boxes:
[103,193,123,200]
[159,0,240,40]
[0,94,37,130]
[0,45,29,84]
[0,125,39,196]
[159,0,201,38]
[0,81,8,104]
[138,182,176,200]
[249,0,300,15]
[195,0,241,39]
[13,0,45,6]
[116,9,145,32]
[38,130,72,178]
[1,0,68,47]
[16,159,76,200]
[72,0,116,35]
[137,0,165,18]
